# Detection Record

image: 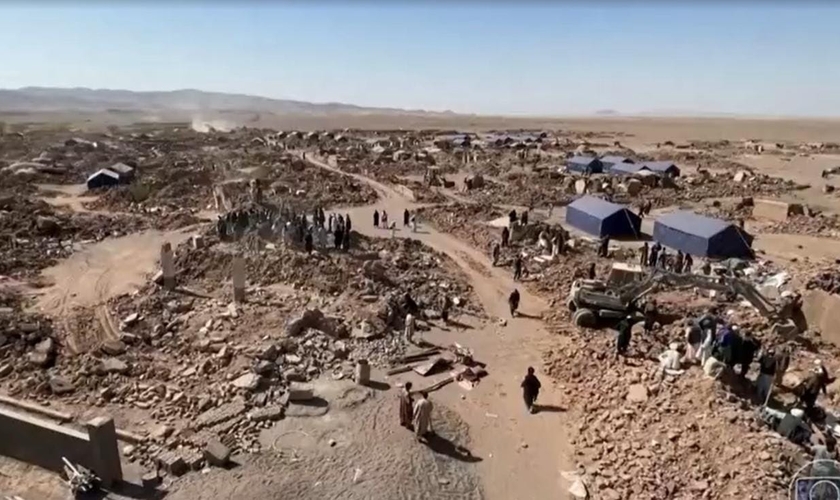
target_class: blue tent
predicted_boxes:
[641,161,680,177]
[86,168,121,190]
[653,211,753,258]
[566,156,602,174]
[610,163,650,176]
[565,196,641,238]
[600,155,634,172]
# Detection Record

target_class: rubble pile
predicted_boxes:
[543,323,802,500]
[760,214,840,238]
[0,193,152,276]
[417,203,503,251]
[0,289,57,373]
[806,268,840,295]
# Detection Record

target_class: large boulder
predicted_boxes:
[285,308,325,336]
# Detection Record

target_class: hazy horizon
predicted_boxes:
[1,4,839,118]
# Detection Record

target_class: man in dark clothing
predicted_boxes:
[342,230,351,251]
[508,289,520,317]
[796,362,835,415]
[521,210,529,226]
[683,253,694,273]
[587,262,596,280]
[399,382,414,429]
[345,214,352,232]
[643,300,657,334]
[649,243,660,268]
[441,295,452,323]
[501,227,510,247]
[508,209,518,226]
[304,231,313,254]
[492,243,501,266]
[403,209,410,227]
[736,331,761,379]
[334,227,343,250]
[675,251,685,274]
[701,260,711,276]
[657,249,668,270]
[513,256,523,281]
[616,316,634,358]
[639,242,649,268]
[521,367,542,414]
[598,236,610,258]
[373,210,380,228]
[404,293,419,315]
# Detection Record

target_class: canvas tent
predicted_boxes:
[641,161,680,177]
[86,169,121,190]
[653,211,753,258]
[565,195,641,238]
[566,156,602,174]
[600,155,634,172]
[610,163,649,176]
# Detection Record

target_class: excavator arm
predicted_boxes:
[617,270,780,319]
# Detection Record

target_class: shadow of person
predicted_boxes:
[533,404,566,414]
[425,433,483,463]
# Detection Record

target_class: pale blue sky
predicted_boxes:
[0,4,838,117]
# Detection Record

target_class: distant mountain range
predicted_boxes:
[0,87,456,116]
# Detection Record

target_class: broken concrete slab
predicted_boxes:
[232,373,262,391]
[204,438,231,467]
[287,383,315,402]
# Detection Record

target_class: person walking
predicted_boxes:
[513,256,523,281]
[521,367,542,414]
[616,316,634,358]
[403,209,410,227]
[508,289,521,317]
[373,210,380,228]
[492,242,501,266]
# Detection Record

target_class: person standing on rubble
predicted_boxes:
[521,210,529,226]
[492,242,501,266]
[399,382,414,430]
[328,214,334,232]
[411,214,418,233]
[373,209,380,228]
[639,242,649,268]
[521,367,542,414]
[615,315,634,358]
[657,248,668,270]
[334,225,343,250]
[649,242,660,268]
[513,255,523,281]
[683,253,694,273]
[342,230,351,252]
[643,300,657,334]
[509,209,518,227]
[756,348,777,404]
[405,313,416,344]
[390,221,397,238]
[587,262,596,280]
[382,210,389,228]
[737,330,761,379]
[675,251,685,273]
[501,227,510,247]
[796,360,835,415]
[345,214,352,232]
[404,209,410,227]
[598,236,610,258]
[441,295,452,323]
[684,320,703,363]
[508,289,520,317]
[774,344,791,385]
[304,230,313,254]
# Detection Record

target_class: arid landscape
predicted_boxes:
[2,85,840,500]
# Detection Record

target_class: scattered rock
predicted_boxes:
[626,384,649,403]
[204,438,231,467]
[48,376,74,395]
[232,373,262,391]
[100,338,126,356]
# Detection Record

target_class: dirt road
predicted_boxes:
[35,229,194,353]
[305,154,575,500]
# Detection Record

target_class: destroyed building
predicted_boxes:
[653,210,753,258]
[565,195,641,239]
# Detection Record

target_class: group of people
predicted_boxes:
[373,208,420,236]
[304,208,353,253]
[398,383,434,442]
[639,242,694,273]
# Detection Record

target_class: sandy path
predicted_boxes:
[305,154,575,500]
[34,229,194,353]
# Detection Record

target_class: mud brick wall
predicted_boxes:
[0,407,122,486]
